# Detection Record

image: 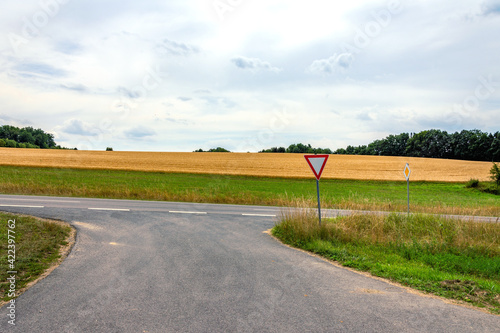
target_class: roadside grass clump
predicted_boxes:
[0,212,72,303]
[272,208,500,314]
[466,178,480,188]
[466,178,499,195]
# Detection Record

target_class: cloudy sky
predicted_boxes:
[1,0,499,152]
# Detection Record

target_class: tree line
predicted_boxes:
[259,129,500,162]
[0,125,68,149]
[193,147,231,152]
[334,129,500,161]
[260,143,332,154]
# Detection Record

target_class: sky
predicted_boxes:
[1,0,499,152]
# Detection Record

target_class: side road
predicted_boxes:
[0,196,497,332]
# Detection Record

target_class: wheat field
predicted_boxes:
[0,148,493,182]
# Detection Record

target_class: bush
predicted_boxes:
[466,172,499,195]
[106,147,113,151]
[465,179,480,188]
[5,139,17,148]
[482,183,499,195]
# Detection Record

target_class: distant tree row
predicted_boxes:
[194,147,231,152]
[0,138,40,149]
[0,125,69,149]
[260,143,332,154]
[258,130,499,162]
[334,129,500,162]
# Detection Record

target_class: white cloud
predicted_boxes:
[0,0,499,152]
[60,119,99,137]
[480,0,500,16]
[156,39,200,56]
[231,56,282,73]
[307,53,354,75]
[124,126,156,139]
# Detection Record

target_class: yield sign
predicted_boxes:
[304,155,329,180]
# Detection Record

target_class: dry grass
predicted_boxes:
[0,148,493,182]
[279,206,500,255]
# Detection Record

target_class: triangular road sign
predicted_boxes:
[304,154,329,180]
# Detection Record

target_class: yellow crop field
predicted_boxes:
[0,148,493,182]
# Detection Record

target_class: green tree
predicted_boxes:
[286,143,310,153]
[490,163,500,187]
[316,147,333,154]
[208,147,230,152]
[451,129,490,161]
[5,139,17,147]
[334,148,347,154]
[0,125,58,148]
[19,131,34,144]
[334,129,497,161]
[487,132,500,161]
[405,129,450,158]
[345,145,356,154]
[259,146,286,153]
[0,125,20,141]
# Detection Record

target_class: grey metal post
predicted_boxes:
[407,178,410,215]
[316,179,321,226]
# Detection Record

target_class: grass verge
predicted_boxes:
[272,208,500,314]
[0,166,499,216]
[0,212,74,304]
[466,178,500,195]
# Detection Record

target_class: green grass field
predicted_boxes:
[0,166,499,216]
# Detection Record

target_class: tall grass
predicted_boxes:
[273,208,500,313]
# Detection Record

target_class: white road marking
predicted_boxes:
[88,208,130,212]
[169,211,207,214]
[1,198,81,203]
[0,204,44,208]
[242,213,276,217]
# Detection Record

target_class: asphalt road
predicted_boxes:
[0,194,498,332]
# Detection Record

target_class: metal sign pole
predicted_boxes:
[407,178,410,216]
[304,154,329,227]
[404,163,411,217]
[316,179,321,226]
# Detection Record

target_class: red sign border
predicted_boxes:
[304,154,329,180]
